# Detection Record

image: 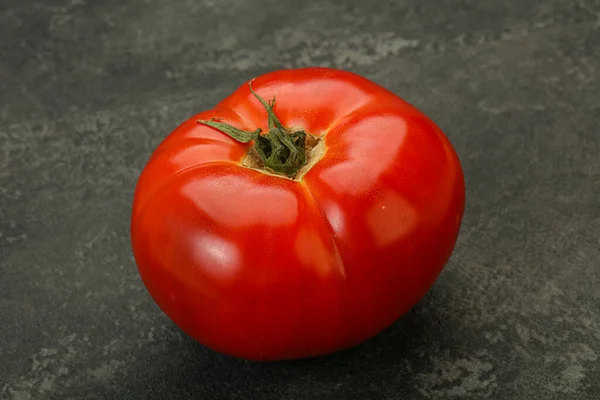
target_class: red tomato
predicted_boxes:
[131,67,465,361]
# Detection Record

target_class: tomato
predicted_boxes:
[130,67,465,361]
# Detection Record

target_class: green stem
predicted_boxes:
[197,80,308,178]
[197,118,261,143]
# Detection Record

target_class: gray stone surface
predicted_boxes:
[1,0,599,398]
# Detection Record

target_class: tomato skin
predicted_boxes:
[131,67,465,361]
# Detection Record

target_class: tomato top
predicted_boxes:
[131,67,465,361]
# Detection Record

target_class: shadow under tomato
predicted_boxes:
[88,286,464,400]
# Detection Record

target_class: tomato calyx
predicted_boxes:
[197,80,320,179]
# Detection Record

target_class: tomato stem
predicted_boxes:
[197,80,309,178]
[197,119,261,143]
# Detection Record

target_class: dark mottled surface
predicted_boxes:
[1,0,599,399]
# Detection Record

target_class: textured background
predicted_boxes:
[1,0,599,399]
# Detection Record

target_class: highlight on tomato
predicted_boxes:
[130,67,465,361]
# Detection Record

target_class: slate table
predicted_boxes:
[1,0,599,399]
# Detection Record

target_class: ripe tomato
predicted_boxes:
[131,67,465,361]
